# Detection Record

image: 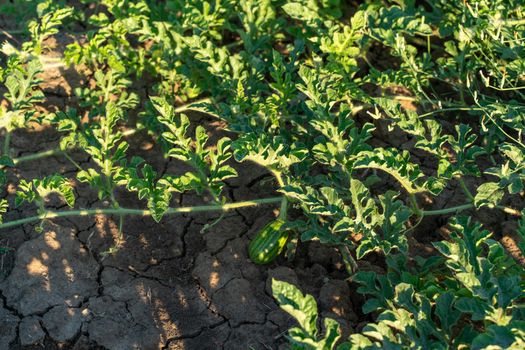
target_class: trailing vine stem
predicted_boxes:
[421,203,475,216]
[421,203,523,217]
[458,177,475,202]
[408,193,423,216]
[339,244,358,274]
[1,194,521,231]
[13,148,62,164]
[3,132,11,157]
[0,197,284,230]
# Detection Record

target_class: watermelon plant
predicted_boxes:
[0,0,524,348]
[273,217,525,349]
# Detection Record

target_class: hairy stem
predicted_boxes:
[62,151,84,171]
[174,97,212,113]
[421,203,523,217]
[409,194,423,216]
[3,132,11,157]
[418,107,483,119]
[13,148,62,164]
[0,197,283,230]
[421,203,474,216]
[458,177,475,202]
[339,244,358,274]
[273,171,288,220]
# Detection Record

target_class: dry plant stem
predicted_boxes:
[62,151,84,171]
[0,196,284,230]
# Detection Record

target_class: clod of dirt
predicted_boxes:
[0,306,19,348]
[356,260,385,275]
[71,335,93,350]
[265,266,299,295]
[308,241,343,268]
[100,217,187,273]
[42,305,86,343]
[167,322,230,350]
[500,221,525,266]
[215,237,249,265]
[201,215,247,254]
[0,224,99,316]
[86,295,159,350]
[319,280,358,323]
[193,252,242,293]
[224,322,280,349]
[267,307,293,330]
[211,278,265,327]
[95,267,223,349]
[296,263,329,296]
[19,315,45,346]
[215,237,266,286]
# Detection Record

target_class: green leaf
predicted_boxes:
[474,182,504,208]
[0,199,8,224]
[471,325,519,350]
[282,3,320,22]
[435,292,460,333]
[272,279,341,350]
[272,279,319,337]
[0,155,14,167]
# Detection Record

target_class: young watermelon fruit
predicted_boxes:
[249,219,288,264]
